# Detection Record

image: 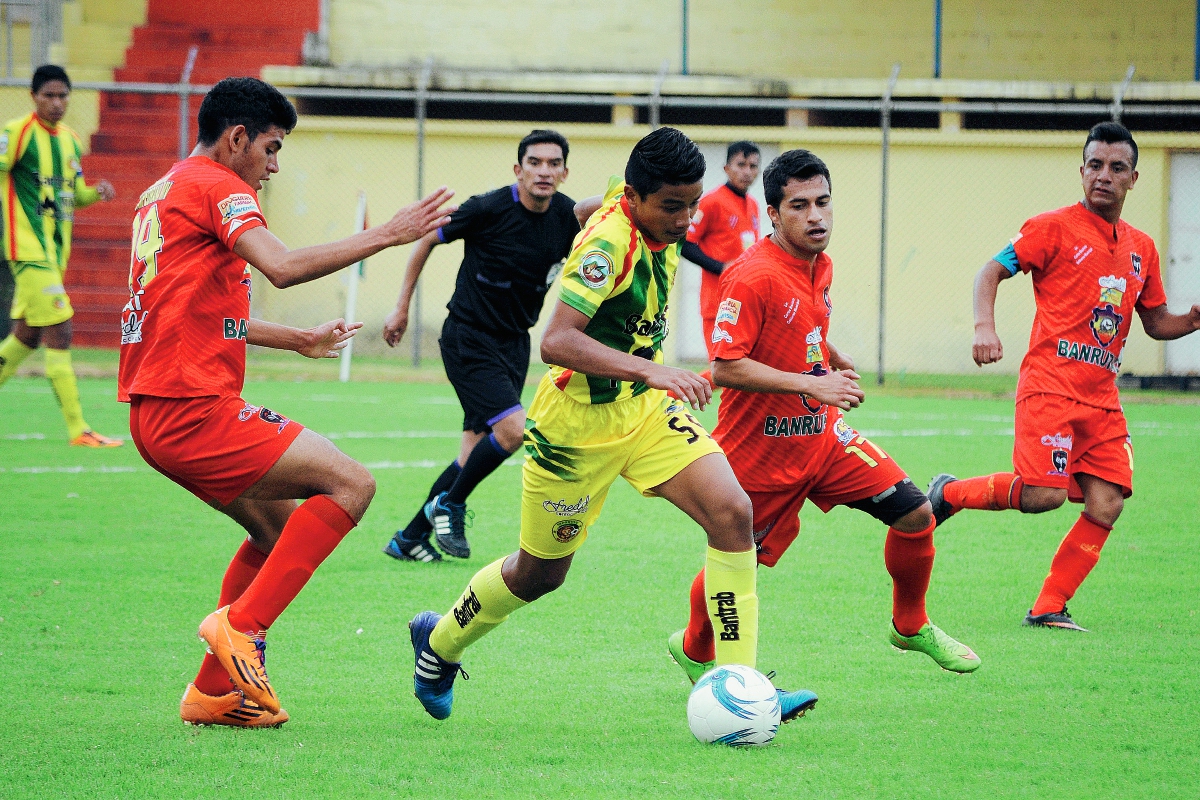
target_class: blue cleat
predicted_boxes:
[383,531,442,563]
[424,493,473,559]
[777,688,818,722]
[409,611,466,720]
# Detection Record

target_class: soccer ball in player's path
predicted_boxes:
[686,665,781,746]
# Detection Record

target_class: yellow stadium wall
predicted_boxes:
[254,119,1188,374]
[330,0,1197,81]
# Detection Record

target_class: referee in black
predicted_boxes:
[383,129,578,562]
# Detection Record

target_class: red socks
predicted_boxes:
[227,495,356,634]
[682,568,716,664]
[944,472,1024,512]
[193,539,269,696]
[1031,513,1111,615]
[885,518,936,637]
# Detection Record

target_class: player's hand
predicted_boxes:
[973,326,1004,366]
[381,187,457,247]
[299,319,362,359]
[383,306,409,347]
[829,348,855,372]
[802,370,864,411]
[1187,303,1200,332]
[96,179,115,201]
[643,364,714,411]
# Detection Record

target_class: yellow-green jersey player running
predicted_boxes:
[0,65,120,446]
[408,127,817,726]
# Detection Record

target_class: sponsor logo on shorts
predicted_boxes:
[1050,448,1069,477]
[452,587,482,628]
[217,193,260,225]
[1040,433,1073,449]
[543,496,590,517]
[716,298,742,325]
[578,249,613,289]
[711,591,740,641]
[237,403,290,433]
[238,404,256,422]
[552,519,583,543]
[224,318,249,340]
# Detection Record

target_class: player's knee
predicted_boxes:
[1088,494,1123,525]
[1019,486,1066,514]
[891,502,934,534]
[331,461,375,520]
[705,490,754,550]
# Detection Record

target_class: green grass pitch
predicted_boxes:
[2,365,1198,798]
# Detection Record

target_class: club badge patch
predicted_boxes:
[552,519,583,543]
[1090,303,1123,348]
[578,250,613,289]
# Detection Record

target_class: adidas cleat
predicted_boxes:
[1024,606,1088,632]
[383,532,442,563]
[926,473,958,527]
[667,629,714,684]
[424,492,473,559]
[179,683,288,728]
[889,621,981,673]
[198,606,280,713]
[410,611,466,720]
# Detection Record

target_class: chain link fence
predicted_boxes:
[10,71,1200,378]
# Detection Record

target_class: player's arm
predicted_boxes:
[679,240,726,276]
[540,300,714,410]
[712,357,864,411]
[69,134,112,206]
[383,230,440,347]
[972,258,1016,366]
[1137,302,1200,340]
[234,187,456,289]
[246,318,363,359]
[574,195,603,228]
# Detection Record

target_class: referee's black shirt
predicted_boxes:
[438,184,579,337]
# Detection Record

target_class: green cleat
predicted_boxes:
[667,629,714,684]
[889,621,981,673]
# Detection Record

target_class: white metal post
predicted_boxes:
[339,190,368,382]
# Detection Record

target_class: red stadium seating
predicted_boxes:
[69,1,319,347]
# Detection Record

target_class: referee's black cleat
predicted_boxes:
[926,473,959,527]
[1023,606,1088,632]
[384,531,442,563]
[425,492,473,559]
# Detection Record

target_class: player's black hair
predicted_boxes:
[624,127,706,197]
[196,77,297,146]
[763,149,832,209]
[726,140,760,164]
[31,64,70,93]
[1084,121,1138,169]
[518,129,569,164]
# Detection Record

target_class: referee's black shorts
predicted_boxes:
[439,316,531,433]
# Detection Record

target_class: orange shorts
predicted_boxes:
[1013,393,1133,502]
[746,432,909,567]
[129,394,303,505]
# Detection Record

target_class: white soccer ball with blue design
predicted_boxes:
[686,664,780,746]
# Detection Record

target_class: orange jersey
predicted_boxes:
[686,184,760,319]
[1008,202,1166,411]
[117,157,267,402]
[710,236,853,492]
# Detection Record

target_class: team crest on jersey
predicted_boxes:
[552,519,583,543]
[217,192,259,224]
[716,297,742,325]
[578,249,613,289]
[1049,448,1069,477]
[1089,303,1122,348]
[1098,275,1126,306]
[1130,252,1142,276]
[799,362,828,413]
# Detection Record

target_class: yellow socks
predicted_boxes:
[0,335,34,384]
[44,348,88,440]
[705,546,759,668]
[429,556,528,662]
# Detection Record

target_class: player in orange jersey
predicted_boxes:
[118,77,455,727]
[928,122,1200,632]
[668,150,981,689]
[681,141,761,384]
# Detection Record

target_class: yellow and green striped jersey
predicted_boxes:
[0,112,100,267]
[550,176,680,404]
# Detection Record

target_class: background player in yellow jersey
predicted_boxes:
[408,127,815,725]
[0,65,119,446]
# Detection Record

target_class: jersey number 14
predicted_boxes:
[128,205,165,292]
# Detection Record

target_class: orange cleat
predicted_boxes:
[198,606,280,713]
[180,683,289,728]
[70,430,123,447]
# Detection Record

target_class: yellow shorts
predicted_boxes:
[519,375,724,559]
[10,261,72,327]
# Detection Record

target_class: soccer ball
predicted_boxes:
[686,665,781,746]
